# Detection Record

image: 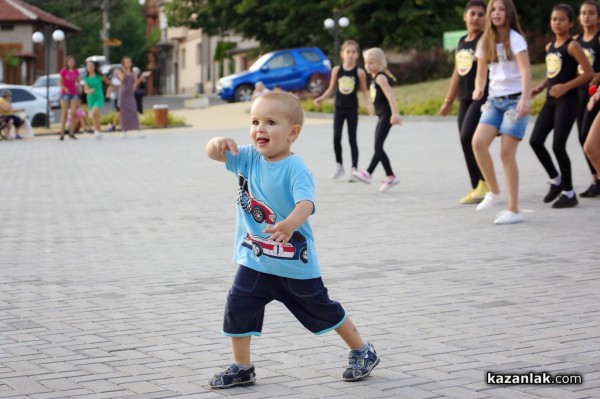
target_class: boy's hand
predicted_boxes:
[216,138,239,156]
[264,221,294,245]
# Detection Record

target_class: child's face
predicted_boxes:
[490,0,507,28]
[580,4,599,30]
[341,45,359,64]
[551,9,572,36]
[464,6,485,34]
[363,57,380,75]
[86,62,94,73]
[250,97,300,162]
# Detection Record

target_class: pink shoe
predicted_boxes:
[352,169,372,184]
[380,175,400,192]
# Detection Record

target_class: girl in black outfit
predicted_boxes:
[530,3,593,208]
[352,48,402,193]
[575,0,600,197]
[315,40,372,181]
[439,0,488,204]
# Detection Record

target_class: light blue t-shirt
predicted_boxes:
[225,145,320,279]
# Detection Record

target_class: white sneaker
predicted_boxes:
[121,132,126,139]
[476,192,503,211]
[138,130,145,139]
[94,131,103,140]
[380,175,400,192]
[348,168,358,182]
[494,210,524,225]
[331,163,344,179]
[352,169,372,184]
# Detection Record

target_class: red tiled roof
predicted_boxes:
[0,0,81,32]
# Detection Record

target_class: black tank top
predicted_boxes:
[369,72,391,116]
[456,33,483,100]
[576,31,600,74]
[546,38,578,97]
[335,66,360,109]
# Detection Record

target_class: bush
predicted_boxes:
[388,47,454,85]
[99,110,186,127]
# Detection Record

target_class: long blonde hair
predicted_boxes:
[362,47,397,82]
[481,0,525,63]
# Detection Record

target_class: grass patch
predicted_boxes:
[303,64,547,116]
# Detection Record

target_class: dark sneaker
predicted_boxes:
[544,183,562,203]
[208,364,255,389]
[343,342,380,381]
[552,194,578,209]
[580,181,600,198]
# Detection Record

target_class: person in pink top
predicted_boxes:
[58,56,80,140]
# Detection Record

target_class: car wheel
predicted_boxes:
[31,114,47,127]
[251,206,265,223]
[252,243,263,257]
[306,74,327,97]
[234,85,254,102]
[299,247,308,263]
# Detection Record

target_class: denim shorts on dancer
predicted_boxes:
[60,94,78,101]
[222,265,347,337]
[479,95,529,140]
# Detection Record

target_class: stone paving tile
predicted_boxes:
[1,114,599,398]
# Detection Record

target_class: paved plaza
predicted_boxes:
[1,103,599,398]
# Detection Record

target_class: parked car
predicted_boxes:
[31,74,61,108]
[217,47,331,102]
[0,84,54,127]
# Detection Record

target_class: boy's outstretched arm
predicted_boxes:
[206,136,239,162]
[263,200,313,245]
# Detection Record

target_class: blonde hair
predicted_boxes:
[481,0,525,62]
[257,91,304,126]
[362,47,397,82]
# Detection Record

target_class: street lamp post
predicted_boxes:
[32,26,64,128]
[324,13,350,66]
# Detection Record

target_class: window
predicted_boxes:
[300,50,320,63]
[181,48,186,69]
[266,54,295,70]
[9,89,35,103]
[0,24,14,31]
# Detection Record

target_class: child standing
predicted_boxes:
[205,91,379,388]
[314,40,372,181]
[58,56,80,140]
[575,1,600,197]
[439,0,488,204]
[530,4,593,209]
[471,0,532,224]
[83,61,111,140]
[352,48,402,192]
[118,56,150,139]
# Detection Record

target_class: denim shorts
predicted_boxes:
[61,94,78,101]
[222,265,346,337]
[479,96,529,140]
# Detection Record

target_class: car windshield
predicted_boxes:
[33,77,59,87]
[248,53,273,72]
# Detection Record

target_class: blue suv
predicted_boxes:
[217,47,331,102]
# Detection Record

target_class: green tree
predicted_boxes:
[27,0,149,69]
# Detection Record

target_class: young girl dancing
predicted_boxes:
[471,0,532,224]
[352,48,402,192]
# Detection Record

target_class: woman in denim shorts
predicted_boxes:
[471,0,532,225]
[58,56,80,140]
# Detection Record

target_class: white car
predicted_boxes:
[31,74,61,108]
[0,84,54,127]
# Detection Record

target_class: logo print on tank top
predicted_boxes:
[369,81,377,103]
[578,48,595,75]
[546,52,563,79]
[338,75,356,95]
[456,49,475,76]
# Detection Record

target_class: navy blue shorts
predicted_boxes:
[222,265,346,337]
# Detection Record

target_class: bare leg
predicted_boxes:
[500,135,520,213]
[59,100,69,138]
[68,99,80,136]
[335,317,365,350]
[584,113,600,176]
[231,336,252,365]
[472,124,500,194]
[92,107,101,131]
